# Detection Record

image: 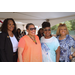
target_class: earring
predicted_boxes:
[44,34,45,36]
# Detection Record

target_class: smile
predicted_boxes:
[31,32,35,34]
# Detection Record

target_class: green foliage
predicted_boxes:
[69,19,75,30]
[51,19,75,30]
[64,21,72,30]
[51,24,59,30]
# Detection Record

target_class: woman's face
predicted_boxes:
[40,29,43,34]
[18,29,20,33]
[7,20,15,32]
[59,27,67,36]
[44,27,51,38]
[27,25,36,36]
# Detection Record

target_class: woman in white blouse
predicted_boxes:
[0,18,18,62]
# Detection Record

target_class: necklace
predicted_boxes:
[60,36,66,38]
[28,35,37,44]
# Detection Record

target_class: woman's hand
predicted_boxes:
[72,52,75,57]
[69,52,75,60]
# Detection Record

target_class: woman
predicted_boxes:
[37,28,44,39]
[18,23,42,62]
[40,22,60,62]
[16,28,22,40]
[0,18,18,62]
[56,23,75,62]
[21,30,26,36]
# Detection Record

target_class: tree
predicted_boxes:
[51,24,59,30]
[51,21,72,30]
[69,19,75,30]
[64,21,72,30]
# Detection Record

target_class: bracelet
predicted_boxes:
[71,55,74,58]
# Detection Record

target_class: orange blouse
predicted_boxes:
[18,35,42,62]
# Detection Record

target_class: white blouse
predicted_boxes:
[9,35,18,52]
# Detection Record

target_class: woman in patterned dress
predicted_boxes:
[56,23,75,62]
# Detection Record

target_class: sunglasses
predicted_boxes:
[44,29,51,31]
[59,24,66,27]
[30,27,36,31]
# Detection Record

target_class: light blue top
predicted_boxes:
[40,36,60,62]
[56,35,75,62]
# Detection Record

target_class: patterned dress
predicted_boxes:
[56,35,75,62]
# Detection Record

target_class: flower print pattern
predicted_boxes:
[41,43,50,55]
[57,35,75,62]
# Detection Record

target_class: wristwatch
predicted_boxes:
[71,55,74,58]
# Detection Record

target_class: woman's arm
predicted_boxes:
[0,33,7,61]
[18,47,24,62]
[18,36,26,62]
[56,46,60,62]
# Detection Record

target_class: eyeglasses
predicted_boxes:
[58,24,66,27]
[30,27,36,31]
[44,29,51,31]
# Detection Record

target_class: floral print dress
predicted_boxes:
[57,35,75,62]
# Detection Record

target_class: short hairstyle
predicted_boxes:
[56,23,69,36]
[1,18,17,33]
[42,22,51,28]
[26,23,34,29]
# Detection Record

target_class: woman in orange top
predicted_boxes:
[18,23,42,62]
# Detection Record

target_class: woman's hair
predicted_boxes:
[42,22,51,28]
[26,23,34,29]
[37,28,44,39]
[1,18,17,33]
[42,21,52,36]
[16,28,21,37]
[56,23,69,36]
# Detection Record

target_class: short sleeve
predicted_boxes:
[18,37,25,48]
[54,38,60,51]
[68,35,75,48]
